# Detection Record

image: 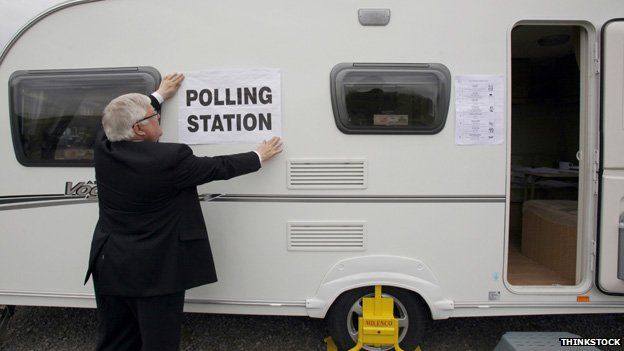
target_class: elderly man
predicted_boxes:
[84,73,282,351]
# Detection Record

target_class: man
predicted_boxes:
[84,73,283,351]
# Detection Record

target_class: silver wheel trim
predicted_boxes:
[346,293,409,351]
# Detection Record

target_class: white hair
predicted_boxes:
[102,93,151,141]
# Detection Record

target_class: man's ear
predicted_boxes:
[133,123,146,137]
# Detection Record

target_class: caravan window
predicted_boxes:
[9,67,160,166]
[330,63,451,134]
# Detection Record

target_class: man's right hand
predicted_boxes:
[156,73,185,100]
[256,137,284,162]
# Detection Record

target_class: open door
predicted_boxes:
[507,24,583,287]
[598,19,624,294]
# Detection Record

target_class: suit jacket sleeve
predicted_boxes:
[149,94,162,112]
[174,144,261,189]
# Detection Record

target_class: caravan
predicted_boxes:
[1,1,624,349]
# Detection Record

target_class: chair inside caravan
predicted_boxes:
[507,25,583,286]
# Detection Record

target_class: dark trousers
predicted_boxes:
[94,291,185,351]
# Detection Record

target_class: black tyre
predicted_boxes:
[326,286,429,351]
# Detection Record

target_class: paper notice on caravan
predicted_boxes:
[178,69,282,144]
[455,75,504,145]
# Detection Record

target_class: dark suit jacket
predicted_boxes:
[84,97,261,296]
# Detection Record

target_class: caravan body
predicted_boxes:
[2,0,624,348]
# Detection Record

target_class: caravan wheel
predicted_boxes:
[326,286,429,351]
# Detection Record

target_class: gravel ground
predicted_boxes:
[1,306,623,350]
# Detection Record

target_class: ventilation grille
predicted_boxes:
[288,159,367,189]
[288,221,366,251]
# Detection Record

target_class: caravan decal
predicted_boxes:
[65,181,98,198]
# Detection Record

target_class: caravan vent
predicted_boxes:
[288,222,366,251]
[288,159,367,189]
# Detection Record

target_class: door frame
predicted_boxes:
[596,18,624,296]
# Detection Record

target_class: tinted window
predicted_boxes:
[10,67,159,166]
[330,63,451,134]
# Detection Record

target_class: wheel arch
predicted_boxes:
[305,255,454,320]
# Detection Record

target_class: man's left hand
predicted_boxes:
[256,137,284,162]
[157,73,185,100]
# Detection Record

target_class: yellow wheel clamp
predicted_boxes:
[325,285,423,351]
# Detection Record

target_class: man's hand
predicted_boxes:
[256,137,284,162]
[156,73,185,100]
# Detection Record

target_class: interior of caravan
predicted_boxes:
[507,25,583,286]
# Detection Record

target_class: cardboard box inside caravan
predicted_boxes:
[521,200,577,284]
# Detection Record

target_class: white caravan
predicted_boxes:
[1,1,624,349]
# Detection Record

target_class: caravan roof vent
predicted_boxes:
[288,221,366,251]
[288,159,367,189]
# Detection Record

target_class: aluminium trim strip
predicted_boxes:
[208,194,506,203]
[0,193,506,211]
[0,198,98,211]
[184,298,306,307]
[1,290,622,309]
[0,290,306,307]
[0,195,83,205]
[0,194,97,211]
[454,301,624,309]
[0,0,105,67]
[0,291,92,300]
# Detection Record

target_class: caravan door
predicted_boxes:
[598,19,624,294]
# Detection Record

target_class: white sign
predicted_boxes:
[455,75,505,145]
[178,68,282,144]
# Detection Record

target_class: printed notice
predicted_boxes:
[178,68,281,144]
[455,75,505,145]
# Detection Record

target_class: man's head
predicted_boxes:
[102,93,162,142]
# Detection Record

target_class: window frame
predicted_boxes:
[330,62,451,135]
[9,67,160,167]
